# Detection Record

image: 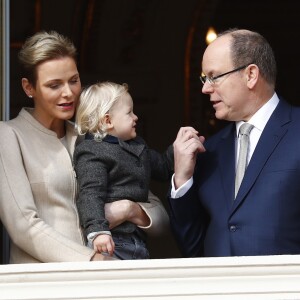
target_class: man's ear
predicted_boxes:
[104,114,114,129]
[21,78,34,98]
[246,64,259,89]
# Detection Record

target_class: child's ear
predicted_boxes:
[104,114,114,129]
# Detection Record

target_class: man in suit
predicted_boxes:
[168,28,300,257]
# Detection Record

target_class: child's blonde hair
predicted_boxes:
[76,81,128,141]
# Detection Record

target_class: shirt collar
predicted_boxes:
[236,92,280,137]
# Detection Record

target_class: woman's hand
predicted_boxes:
[105,200,150,229]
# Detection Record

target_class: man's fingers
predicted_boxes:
[175,135,205,154]
[199,135,205,144]
[177,126,199,140]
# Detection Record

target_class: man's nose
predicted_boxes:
[202,81,214,94]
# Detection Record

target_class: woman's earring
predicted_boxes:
[28,95,33,98]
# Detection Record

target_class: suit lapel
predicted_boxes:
[231,100,291,213]
[219,124,236,206]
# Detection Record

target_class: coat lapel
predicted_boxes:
[231,100,291,213]
[119,138,145,157]
[65,121,78,158]
[218,124,237,206]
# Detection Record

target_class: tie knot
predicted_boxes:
[239,123,254,136]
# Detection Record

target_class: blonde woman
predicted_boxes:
[74,81,174,260]
[0,31,169,263]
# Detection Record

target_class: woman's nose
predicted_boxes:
[62,84,72,97]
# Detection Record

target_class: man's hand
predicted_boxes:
[173,126,205,189]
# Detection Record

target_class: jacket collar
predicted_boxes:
[20,107,78,157]
[85,133,146,157]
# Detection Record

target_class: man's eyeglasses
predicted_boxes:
[199,63,252,85]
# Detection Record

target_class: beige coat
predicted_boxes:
[0,108,168,263]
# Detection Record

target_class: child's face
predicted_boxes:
[109,92,138,141]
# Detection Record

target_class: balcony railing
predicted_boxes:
[1,254,300,299]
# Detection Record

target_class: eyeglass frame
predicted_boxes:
[199,63,253,85]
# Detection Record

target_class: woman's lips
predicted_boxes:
[58,102,74,110]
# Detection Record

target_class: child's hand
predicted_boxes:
[93,234,115,256]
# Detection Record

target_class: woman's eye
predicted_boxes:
[49,84,60,89]
[70,79,79,85]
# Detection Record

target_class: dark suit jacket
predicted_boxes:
[169,99,300,257]
[74,135,174,236]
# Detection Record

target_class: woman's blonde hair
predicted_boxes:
[18,30,77,86]
[76,81,128,141]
